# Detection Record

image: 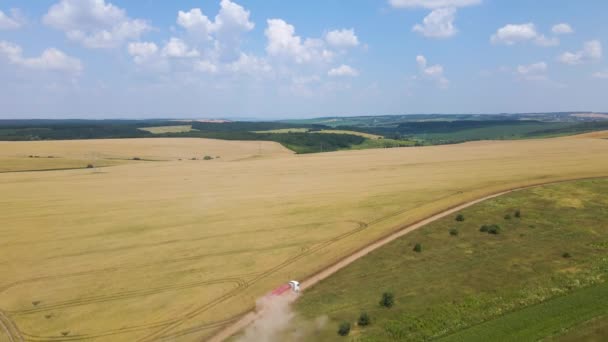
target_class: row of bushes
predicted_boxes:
[337,292,395,336]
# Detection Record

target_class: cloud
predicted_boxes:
[128,42,158,61]
[552,23,573,35]
[328,64,359,77]
[516,61,548,80]
[490,23,558,46]
[177,8,213,40]
[226,53,271,75]
[325,29,359,48]
[592,70,608,79]
[0,9,24,30]
[177,0,254,62]
[416,55,448,87]
[265,19,333,64]
[389,0,481,9]
[43,0,150,49]
[161,38,199,58]
[558,40,602,65]
[0,40,82,73]
[413,7,457,38]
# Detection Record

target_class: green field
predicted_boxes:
[138,125,196,134]
[295,178,608,341]
[553,315,608,341]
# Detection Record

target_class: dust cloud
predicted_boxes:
[237,292,328,342]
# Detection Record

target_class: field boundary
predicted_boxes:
[209,175,608,342]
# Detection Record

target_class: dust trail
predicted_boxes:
[236,292,327,342]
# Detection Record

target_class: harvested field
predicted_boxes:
[0,138,291,172]
[1,134,608,341]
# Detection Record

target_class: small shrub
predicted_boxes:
[413,243,423,253]
[449,228,459,236]
[338,322,351,336]
[203,156,213,160]
[504,214,511,220]
[32,301,40,306]
[380,292,394,308]
[191,157,197,160]
[61,331,70,336]
[514,209,521,218]
[480,224,501,235]
[455,214,465,222]
[358,312,371,326]
[562,252,572,259]
[86,164,94,169]
[133,157,141,160]
[488,225,501,235]
[45,314,52,319]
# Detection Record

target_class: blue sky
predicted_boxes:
[0,0,607,119]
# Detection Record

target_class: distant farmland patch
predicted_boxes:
[254,128,383,140]
[138,125,196,134]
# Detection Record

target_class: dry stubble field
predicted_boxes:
[1,134,608,341]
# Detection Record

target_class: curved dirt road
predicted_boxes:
[209,177,603,342]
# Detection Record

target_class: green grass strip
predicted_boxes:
[438,281,608,342]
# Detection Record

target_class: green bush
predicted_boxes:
[380,292,395,308]
[514,209,521,218]
[338,322,351,336]
[455,214,465,222]
[504,214,512,220]
[413,243,423,253]
[449,228,459,236]
[562,252,572,258]
[358,312,371,326]
[488,226,501,235]
[480,224,501,235]
[203,156,213,160]
[86,164,94,169]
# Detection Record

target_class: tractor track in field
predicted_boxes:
[0,310,23,342]
[207,176,608,342]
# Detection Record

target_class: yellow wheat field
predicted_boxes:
[1,134,608,341]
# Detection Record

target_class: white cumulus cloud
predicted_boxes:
[325,29,359,48]
[490,23,558,46]
[265,19,333,64]
[416,55,448,87]
[177,8,213,40]
[389,0,481,9]
[328,64,359,77]
[413,7,457,38]
[558,40,602,65]
[552,23,573,35]
[0,9,24,30]
[516,61,548,81]
[0,40,82,73]
[177,0,254,62]
[161,38,199,58]
[43,0,150,49]
[128,41,158,64]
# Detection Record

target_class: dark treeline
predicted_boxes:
[334,120,543,136]
[524,121,608,136]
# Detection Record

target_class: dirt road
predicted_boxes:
[208,177,603,341]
